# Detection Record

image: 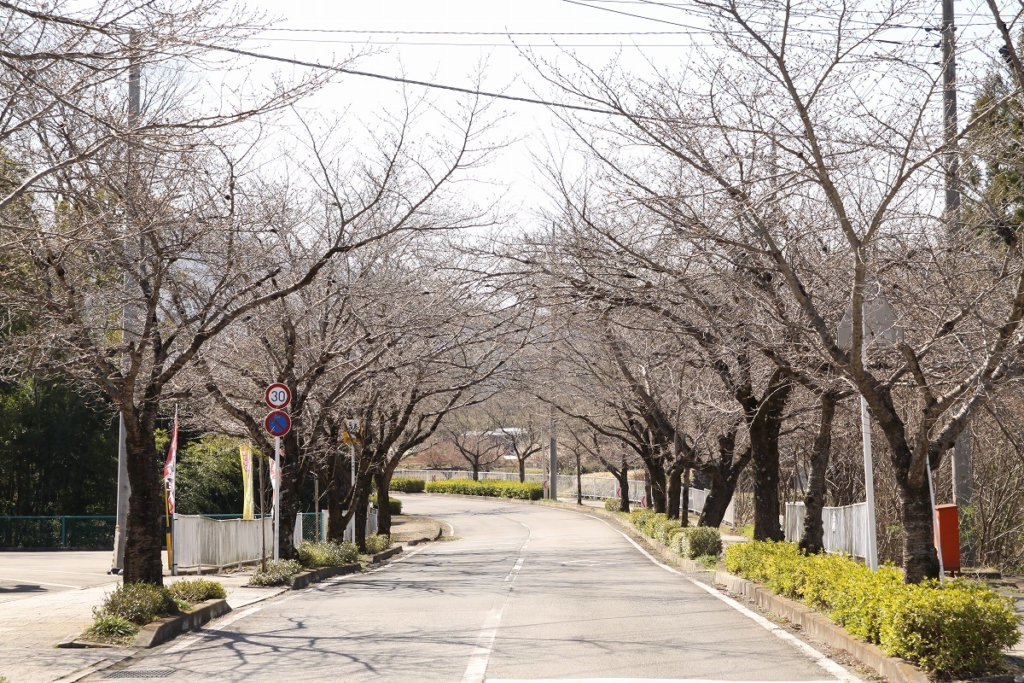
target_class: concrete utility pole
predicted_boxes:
[548,401,558,500]
[940,0,973,512]
[111,32,141,575]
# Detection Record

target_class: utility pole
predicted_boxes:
[111,31,141,575]
[941,0,973,516]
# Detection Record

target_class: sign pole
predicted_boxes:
[861,315,879,571]
[274,436,280,563]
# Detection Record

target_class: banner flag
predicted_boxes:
[163,409,178,515]
[269,458,280,518]
[240,444,254,520]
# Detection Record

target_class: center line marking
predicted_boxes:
[461,521,532,683]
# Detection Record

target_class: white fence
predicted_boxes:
[174,508,379,570]
[393,469,734,526]
[784,501,869,558]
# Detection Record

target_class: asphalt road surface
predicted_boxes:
[93,495,861,683]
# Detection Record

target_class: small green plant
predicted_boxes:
[364,533,392,554]
[683,527,723,559]
[389,478,425,493]
[94,583,179,625]
[168,579,226,604]
[369,495,402,515]
[249,559,303,586]
[84,615,139,644]
[297,540,359,567]
[424,479,543,500]
[604,497,623,512]
[697,554,718,569]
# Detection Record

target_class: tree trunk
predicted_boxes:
[900,473,940,583]
[681,468,690,527]
[353,470,372,551]
[617,462,630,513]
[122,406,165,585]
[644,458,667,513]
[472,461,479,481]
[375,469,394,537]
[666,465,682,520]
[277,440,303,560]
[325,453,353,543]
[519,457,526,483]
[748,373,791,541]
[800,392,838,555]
[698,432,751,528]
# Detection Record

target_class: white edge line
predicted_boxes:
[164,605,263,654]
[486,680,840,683]
[581,514,860,683]
[0,576,87,589]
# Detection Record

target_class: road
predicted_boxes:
[92,495,860,683]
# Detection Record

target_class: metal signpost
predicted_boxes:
[264,384,292,563]
[344,418,361,507]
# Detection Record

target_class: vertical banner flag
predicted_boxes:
[269,457,280,518]
[163,409,178,515]
[240,444,254,520]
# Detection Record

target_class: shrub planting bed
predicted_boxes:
[369,495,402,515]
[389,478,425,493]
[425,479,543,500]
[249,559,303,587]
[626,508,723,562]
[725,540,1019,677]
[297,540,359,568]
[83,579,227,645]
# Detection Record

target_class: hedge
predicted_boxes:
[626,509,723,562]
[389,478,425,493]
[725,541,1019,676]
[424,479,543,500]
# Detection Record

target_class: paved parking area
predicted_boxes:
[0,551,117,605]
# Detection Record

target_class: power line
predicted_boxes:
[200,43,625,116]
[261,29,707,36]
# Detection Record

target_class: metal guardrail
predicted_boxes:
[784,501,869,558]
[393,469,735,526]
[0,515,116,549]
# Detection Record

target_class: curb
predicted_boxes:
[133,598,232,648]
[289,563,361,590]
[369,546,403,563]
[713,570,930,683]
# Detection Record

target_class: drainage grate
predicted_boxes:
[102,670,174,679]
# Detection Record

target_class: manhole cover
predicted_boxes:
[102,671,174,679]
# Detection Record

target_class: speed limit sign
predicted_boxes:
[264,383,291,409]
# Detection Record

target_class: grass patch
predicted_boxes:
[297,540,359,567]
[83,615,139,645]
[168,579,226,604]
[94,583,179,625]
[697,554,719,570]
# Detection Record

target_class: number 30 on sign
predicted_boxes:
[264,383,291,409]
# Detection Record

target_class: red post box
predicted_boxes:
[934,504,961,573]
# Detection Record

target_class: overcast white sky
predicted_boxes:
[209,0,1005,224]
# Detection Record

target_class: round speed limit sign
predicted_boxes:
[264,383,291,409]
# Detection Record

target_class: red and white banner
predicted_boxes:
[163,410,179,515]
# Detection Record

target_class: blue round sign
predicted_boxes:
[264,410,291,437]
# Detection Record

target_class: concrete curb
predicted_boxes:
[712,571,930,683]
[369,546,403,564]
[289,563,361,590]
[132,598,232,648]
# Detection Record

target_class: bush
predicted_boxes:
[249,559,302,586]
[167,579,226,605]
[424,479,543,500]
[364,533,391,554]
[604,497,623,512]
[723,541,1020,676]
[683,527,723,560]
[697,554,718,570]
[94,583,179,625]
[85,614,139,644]
[369,495,402,515]
[390,478,425,493]
[297,540,359,568]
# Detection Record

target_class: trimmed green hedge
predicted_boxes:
[725,541,1019,676]
[425,479,543,500]
[626,509,722,561]
[389,478,425,493]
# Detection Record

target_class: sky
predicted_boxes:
[195,0,1009,225]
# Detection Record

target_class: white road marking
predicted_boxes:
[164,605,263,653]
[0,576,84,589]
[486,679,840,683]
[582,514,860,683]
[461,522,531,683]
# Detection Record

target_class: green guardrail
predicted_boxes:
[0,515,116,549]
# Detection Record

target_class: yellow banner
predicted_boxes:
[240,443,254,520]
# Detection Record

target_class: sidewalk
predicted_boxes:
[0,551,282,683]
